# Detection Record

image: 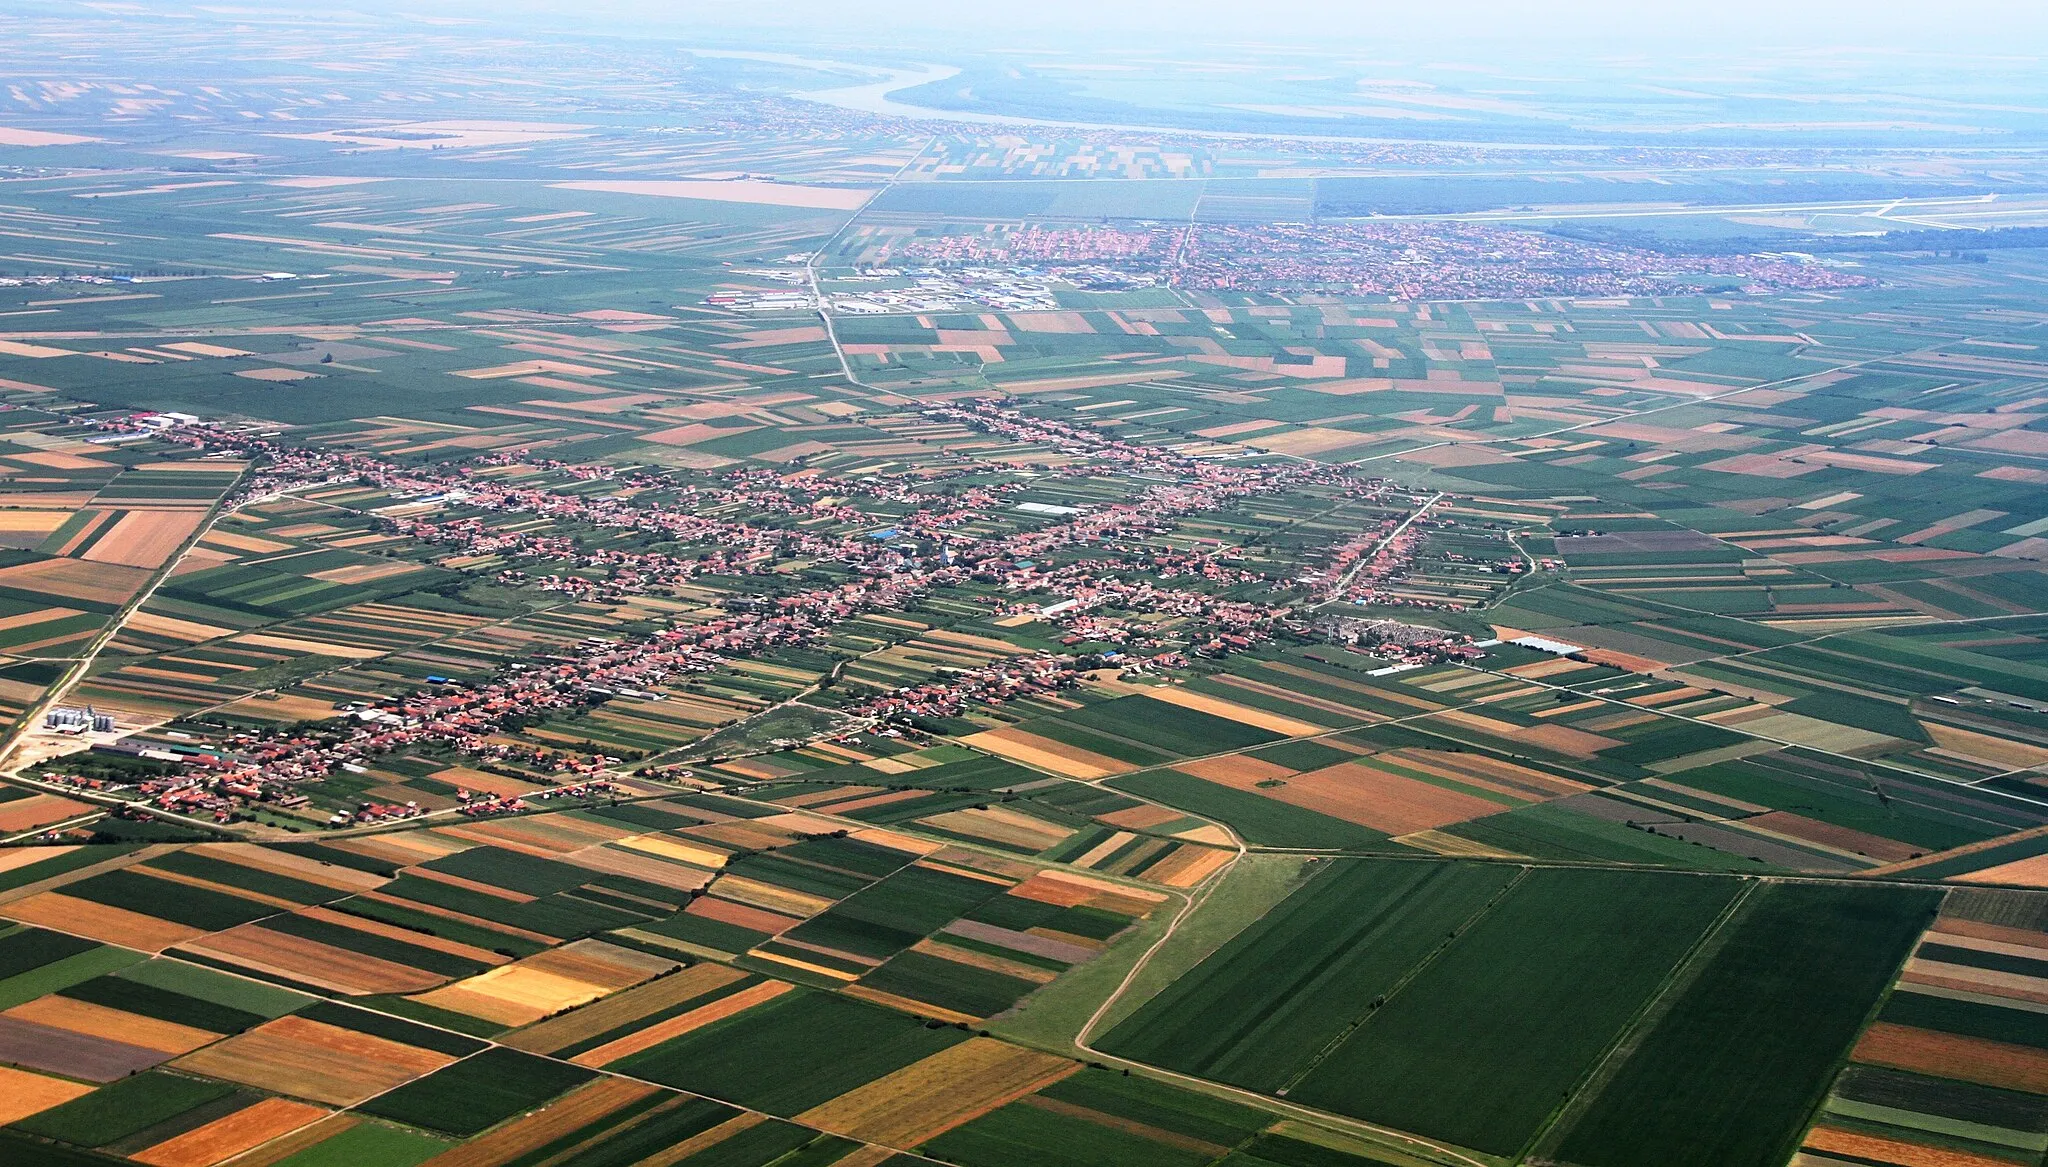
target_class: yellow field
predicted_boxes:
[796,1037,1077,1146]
[0,1066,93,1124]
[1140,685,1326,737]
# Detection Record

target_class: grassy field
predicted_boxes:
[1545,882,1942,1167]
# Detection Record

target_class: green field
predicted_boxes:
[1546,882,1941,1167]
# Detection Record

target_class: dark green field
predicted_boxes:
[1546,882,1940,1167]
[1285,868,1741,1155]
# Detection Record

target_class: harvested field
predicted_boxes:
[571,978,793,1067]
[180,924,452,996]
[1802,1124,2017,1167]
[0,1064,94,1124]
[1956,852,2048,888]
[174,1015,457,1105]
[0,1013,172,1080]
[686,895,802,934]
[1433,711,1620,758]
[81,510,207,570]
[188,846,386,894]
[1142,686,1327,737]
[962,728,1129,779]
[1851,1022,2048,1094]
[412,940,672,1027]
[1175,755,1295,784]
[502,963,746,1054]
[1007,870,1167,917]
[0,557,152,605]
[0,794,96,832]
[6,993,219,1054]
[796,1037,1076,1146]
[1205,758,1505,834]
[3,891,206,951]
[404,1077,660,1167]
[131,1097,331,1167]
[920,806,1072,853]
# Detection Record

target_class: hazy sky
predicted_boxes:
[407,0,2048,55]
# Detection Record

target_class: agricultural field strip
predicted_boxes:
[0,807,107,846]
[1449,656,2048,819]
[0,916,968,1165]
[1344,321,2047,470]
[1508,878,1761,1159]
[1067,863,1499,1167]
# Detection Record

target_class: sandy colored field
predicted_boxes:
[227,632,387,660]
[202,529,293,556]
[1956,851,2048,889]
[1098,804,1185,831]
[694,878,830,920]
[963,727,1128,779]
[183,924,452,995]
[1384,749,1588,801]
[798,1037,1076,1146]
[1207,674,1384,724]
[1803,1124,2015,1167]
[0,844,83,877]
[618,833,731,870]
[6,995,218,1054]
[192,1116,359,1167]
[197,844,388,893]
[0,1065,93,1124]
[572,979,793,1067]
[921,806,1072,853]
[1176,754,1296,784]
[1141,686,1326,737]
[131,1098,331,1167]
[1717,709,1898,754]
[1903,955,2048,1004]
[503,963,745,1054]
[81,510,207,570]
[549,845,712,895]
[2,891,204,951]
[413,940,669,1027]
[306,561,421,585]
[550,179,873,209]
[0,509,71,535]
[414,1079,659,1167]
[218,693,339,723]
[1199,757,1504,834]
[1141,845,1235,888]
[0,1015,168,1081]
[1746,811,1919,863]
[176,1015,455,1106]
[1243,426,1377,457]
[0,557,151,605]
[1853,1022,2048,1093]
[416,766,539,801]
[1008,870,1165,917]
[1924,722,2048,770]
[913,939,1057,985]
[627,1114,773,1167]
[0,794,96,832]
[0,606,84,634]
[1432,711,1621,758]
[663,825,784,860]
[454,814,630,854]
[126,610,238,643]
[686,894,801,934]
